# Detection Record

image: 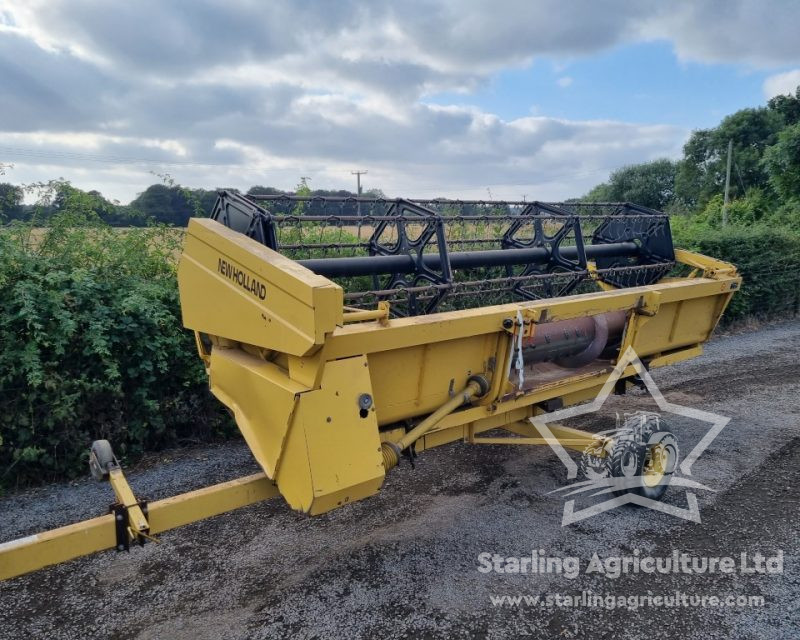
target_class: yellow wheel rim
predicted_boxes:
[642,444,666,488]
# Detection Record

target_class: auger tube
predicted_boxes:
[298,243,639,278]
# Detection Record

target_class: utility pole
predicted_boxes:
[351,170,367,216]
[722,139,732,226]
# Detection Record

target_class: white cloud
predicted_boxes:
[0,0,797,202]
[1,109,685,202]
[641,3,800,68]
[763,69,800,98]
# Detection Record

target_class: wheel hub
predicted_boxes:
[642,443,667,488]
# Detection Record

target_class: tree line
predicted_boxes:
[0,177,387,226]
[581,86,800,227]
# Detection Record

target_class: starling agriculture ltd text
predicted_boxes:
[476,550,784,580]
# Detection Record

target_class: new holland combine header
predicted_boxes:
[1,193,740,580]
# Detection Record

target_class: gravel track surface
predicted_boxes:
[1,320,799,639]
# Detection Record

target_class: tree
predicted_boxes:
[292,177,312,215]
[763,123,800,201]
[196,189,220,216]
[129,184,199,225]
[674,108,784,207]
[582,182,613,203]
[68,188,118,223]
[247,185,284,196]
[767,85,800,127]
[582,159,677,210]
[0,183,23,221]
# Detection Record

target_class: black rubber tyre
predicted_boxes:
[608,435,643,497]
[89,439,115,481]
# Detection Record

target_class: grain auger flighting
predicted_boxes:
[1,193,741,580]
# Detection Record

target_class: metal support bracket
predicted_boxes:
[110,499,150,551]
[107,467,153,550]
[469,420,597,453]
[501,201,588,300]
[592,203,675,288]
[368,199,452,316]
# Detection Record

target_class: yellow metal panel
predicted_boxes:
[287,348,327,388]
[208,346,304,477]
[551,385,608,410]
[178,218,342,356]
[325,276,740,361]
[272,409,315,512]
[648,344,703,369]
[368,334,493,424]
[186,218,335,305]
[633,296,722,355]
[207,348,383,514]
[276,356,385,514]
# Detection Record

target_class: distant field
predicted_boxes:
[12,219,558,253]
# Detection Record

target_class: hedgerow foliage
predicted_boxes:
[0,187,232,488]
[672,218,800,323]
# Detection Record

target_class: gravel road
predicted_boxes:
[1,320,799,639]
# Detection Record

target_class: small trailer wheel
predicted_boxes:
[89,439,118,481]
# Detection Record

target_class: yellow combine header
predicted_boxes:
[1,194,740,580]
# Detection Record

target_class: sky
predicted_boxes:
[1,0,799,204]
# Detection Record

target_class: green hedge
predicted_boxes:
[673,224,800,323]
[0,213,233,488]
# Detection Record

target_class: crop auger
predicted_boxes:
[1,193,740,580]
